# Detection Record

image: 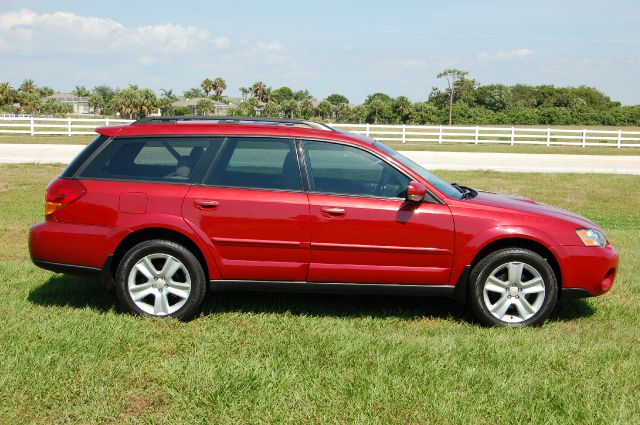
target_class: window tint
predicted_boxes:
[206,137,301,191]
[80,137,220,182]
[303,141,410,198]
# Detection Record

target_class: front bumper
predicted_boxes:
[553,244,619,297]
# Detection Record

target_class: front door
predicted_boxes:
[301,140,454,284]
[183,137,310,281]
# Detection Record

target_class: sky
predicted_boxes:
[1,0,639,104]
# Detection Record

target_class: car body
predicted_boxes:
[29,116,618,325]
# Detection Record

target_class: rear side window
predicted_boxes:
[61,135,108,178]
[80,137,221,183]
[205,137,301,191]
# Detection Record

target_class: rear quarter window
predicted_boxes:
[79,137,222,183]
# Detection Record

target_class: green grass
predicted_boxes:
[0,164,639,424]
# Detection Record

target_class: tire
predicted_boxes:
[468,248,558,327]
[115,239,207,320]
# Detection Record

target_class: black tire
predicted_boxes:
[469,248,558,327]
[115,239,207,320]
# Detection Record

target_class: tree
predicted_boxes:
[280,99,298,118]
[212,77,227,100]
[474,84,511,112]
[88,85,116,115]
[73,85,91,97]
[158,88,178,116]
[184,87,205,98]
[239,87,251,101]
[110,86,158,119]
[271,86,294,103]
[299,98,315,119]
[316,100,332,120]
[293,89,313,101]
[367,99,388,124]
[326,93,349,106]
[392,96,413,124]
[38,86,55,97]
[251,81,270,103]
[437,68,468,125]
[196,98,215,115]
[0,82,16,106]
[19,79,36,94]
[262,101,280,118]
[201,78,214,97]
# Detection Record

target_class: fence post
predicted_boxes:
[582,129,586,147]
[474,126,479,144]
[365,123,370,138]
[105,118,110,126]
[401,124,406,144]
[546,128,551,147]
[617,129,622,148]
[67,117,72,136]
[438,125,443,144]
[510,127,515,146]
[30,117,35,136]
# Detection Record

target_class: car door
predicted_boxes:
[301,140,454,285]
[182,137,310,281]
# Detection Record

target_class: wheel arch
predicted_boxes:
[471,237,562,289]
[110,227,217,280]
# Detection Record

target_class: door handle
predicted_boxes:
[320,207,346,218]
[193,199,220,210]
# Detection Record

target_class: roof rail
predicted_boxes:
[132,116,333,131]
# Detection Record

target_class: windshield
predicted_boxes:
[373,141,463,199]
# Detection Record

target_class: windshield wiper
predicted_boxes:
[451,182,476,199]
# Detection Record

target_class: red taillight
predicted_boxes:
[45,179,86,217]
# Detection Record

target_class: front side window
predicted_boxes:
[205,137,301,191]
[303,141,409,198]
[80,137,219,182]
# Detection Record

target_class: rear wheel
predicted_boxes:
[115,240,207,320]
[469,248,558,326]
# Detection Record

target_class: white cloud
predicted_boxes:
[249,41,283,53]
[0,8,228,54]
[477,48,534,62]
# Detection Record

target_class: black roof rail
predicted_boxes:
[132,115,334,131]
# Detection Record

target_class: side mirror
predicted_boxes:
[406,181,427,202]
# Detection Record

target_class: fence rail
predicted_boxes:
[0,117,639,147]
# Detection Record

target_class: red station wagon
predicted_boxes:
[29,116,618,326]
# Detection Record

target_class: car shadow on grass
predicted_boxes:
[28,274,116,313]
[27,274,595,323]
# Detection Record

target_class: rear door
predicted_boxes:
[182,137,310,281]
[301,140,455,285]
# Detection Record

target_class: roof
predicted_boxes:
[171,98,230,107]
[44,93,88,102]
[95,117,375,147]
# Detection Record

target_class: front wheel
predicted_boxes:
[469,248,558,327]
[115,240,207,320]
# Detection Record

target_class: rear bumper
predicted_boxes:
[29,220,128,271]
[554,244,619,297]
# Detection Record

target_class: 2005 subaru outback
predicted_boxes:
[29,116,618,325]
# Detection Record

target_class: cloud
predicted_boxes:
[249,41,284,53]
[477,48,534,62]
[0,8,228,54]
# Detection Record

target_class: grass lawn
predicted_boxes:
[0,164,638,424]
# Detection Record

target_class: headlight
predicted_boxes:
[576,228,607,247]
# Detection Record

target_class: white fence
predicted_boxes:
[0,117,133,136]
[1,117,639,148]
[329,123,640,148]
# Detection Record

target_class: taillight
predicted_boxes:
[45,179,86,217]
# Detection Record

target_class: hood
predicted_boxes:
[466,191,598,229]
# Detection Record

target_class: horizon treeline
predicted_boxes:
[1,70,639,126]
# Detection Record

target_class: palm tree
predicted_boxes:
[19,79,36,94]
[212,78,227,100]
[251,81,269,103]
[201,78,214,97]
[0,82,15,105]
[196,98,215,115]
[239,87,250,101]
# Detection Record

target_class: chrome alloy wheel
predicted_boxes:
[127,253,192,316]
[482,261,546,323]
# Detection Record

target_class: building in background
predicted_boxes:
[43,93,91,114]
